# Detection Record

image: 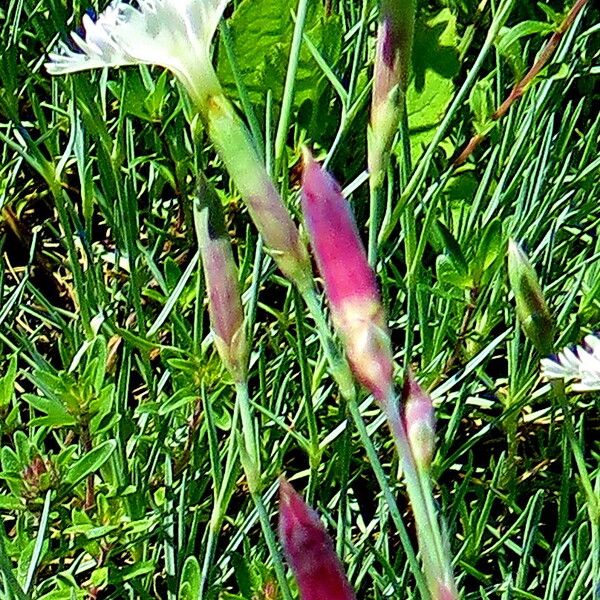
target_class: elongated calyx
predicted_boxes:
[195,175,247,381]
[507,240,554,355]
[369,0,416,178]
[403,371,436,470]
[278,478,356,600]
[207,96,313,290]
[301,150,393,401]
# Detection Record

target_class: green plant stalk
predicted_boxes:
[379,0,516,245]
[293,287,322,494]
[368,175,386,266]
[381,392,457,599]
[235,380,293,600]
[199,406,241,598]
[274,0,310,174]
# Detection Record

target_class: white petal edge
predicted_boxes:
[540,334,600,392]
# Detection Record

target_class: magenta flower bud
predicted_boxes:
[402,371,436,470]
[195,176,247,382]
[301,149,393,401]
[278,478,356,600]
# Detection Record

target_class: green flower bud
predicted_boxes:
[507,240,554,355]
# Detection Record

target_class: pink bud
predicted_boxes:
[402,371,436,469]
[195,177,247,382]
[301,149,393,401]
[278,479,356,600]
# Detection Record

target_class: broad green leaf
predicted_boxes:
[407,9,461,160]
[218,0,342,116]
[23,394,76,428]
[436,254,472,290]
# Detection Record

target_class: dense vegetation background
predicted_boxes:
[0,0,598,598]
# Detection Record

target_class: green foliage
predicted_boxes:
[406,9,461,159]
[0,0,598,597]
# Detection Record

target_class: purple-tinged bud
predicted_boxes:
[369,0,416,178]
[301,150,393,402]
[507,240,554,355]
[402,371,436,470]
[278,478,356,600]
[195,175,247,382]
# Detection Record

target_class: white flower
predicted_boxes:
[541,334,600,391]
[46,0,228,106]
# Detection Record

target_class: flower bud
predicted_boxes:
[369,0,416,178]
[194,175,247,382]
[301,150,393,401]
[278,478,356,600]
[507,240,554,355]
[402,371,436,470]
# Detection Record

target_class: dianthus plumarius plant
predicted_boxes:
[0,0,599,598]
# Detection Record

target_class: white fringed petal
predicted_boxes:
[541,334,600,392]
[46,0,228,103]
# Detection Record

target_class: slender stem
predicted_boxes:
[199,406,240,598]
[368,177,385,266]
[251,489,294,600]
[300,285,431,598]
[453,0,589,166]
[346,399,432,600]
[382,395,457,598]
[380,0,516,245]
[235,381,260,475]
[293,288,321,491]
[551,380,599,594]
[274,0,310,174]
[235,381,293,600]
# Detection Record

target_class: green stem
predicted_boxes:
[293,288,321,494]
[274,0,310,174]
[381,394,457,598]
[235,381,293,600]
[235,381,260,477]
[199,406,240,598]
[346,399,432,600]
[551,380,599,593]
[380,0,516,245]
[368,176,385,267]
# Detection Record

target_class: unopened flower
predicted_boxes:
[46,0,227,109]
[301,149,393,402]
[195,175,247,382]
[507,240,554,355]
[369,0,416,179]
[278,478,356,600]
[541,334,600,392]
[403,371,436,470]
